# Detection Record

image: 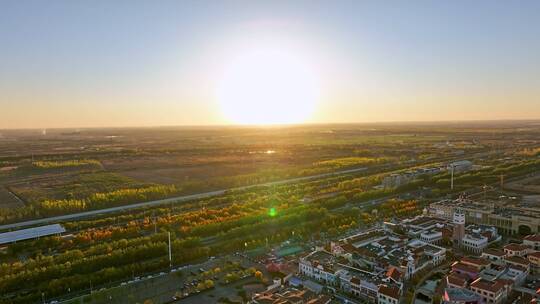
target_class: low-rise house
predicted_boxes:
[378,285,400,304]
[524,234,540,251]
[504,255,530,272]
[420,229,443,244]
[452,262,480,280]
[461,233,488,253]
[481,249,506,264]
[443,287,482,304]
[469,278,511,304]
[446,273,469,289]
[460,257,491,272]
[299,250,339,286]
[503,243,530,257]
[528,251,540,274]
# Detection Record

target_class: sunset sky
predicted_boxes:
[1,1,540,128]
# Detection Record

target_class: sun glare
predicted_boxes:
[217,47,319,125]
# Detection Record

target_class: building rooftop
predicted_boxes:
[378,285,400,299]
[470,278,508,293]
[483,248,506,257]
[505,255,530,266]
[504,243,530,252]
[0,224,66,245]
[444,288,481,302]
[525,234,540,242]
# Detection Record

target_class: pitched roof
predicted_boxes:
[461,256,491,267]
[470,278,507,293]
[505,255,531,266]
[528,251,540,259]
[446,273,468,287]
[378,285,400,299]
[482,248,506,257]
[524,234,540,242]
[452,262,479,274]
[504,243,529,252]
[386,267,403,282]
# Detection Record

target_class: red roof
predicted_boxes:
[504,243,529,252]
[452,262,479,274]
[461,256,491,267]
[470,278,507,293]
[505,255,531,266]
[378,285,400,299]
[350,277,361,285]
[447,273,468,287]
[386,267,403,282]
[524,234,540,242]
[483,248,506,257]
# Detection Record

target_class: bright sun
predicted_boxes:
[217,47,319,125]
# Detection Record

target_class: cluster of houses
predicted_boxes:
[443,237,540,304]
[249,197,540,304]
[294,228,447,303]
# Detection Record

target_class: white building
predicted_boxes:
[298,250,339,286]
[378,285,400,304]
[420,229,443,244]
[461,233,488,253]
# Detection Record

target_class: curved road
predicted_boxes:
[0,167,367,231]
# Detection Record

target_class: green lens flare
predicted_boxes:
[269,207,277,217]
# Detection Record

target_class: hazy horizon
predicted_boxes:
[2,1,540,128]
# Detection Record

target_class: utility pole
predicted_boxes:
[153,211,157,234]
[168,231,172,268]
[450,166,454,190]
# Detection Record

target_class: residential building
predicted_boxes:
[481,249,506,264]
[461,233,488,253]
[378,285,400,304]
[524,234,540,250]
[420,229,443,244]
[446,273,469,289]
[503,243,530,257]
[528,251,540,274]
[443,288,482,304]
[469,278,511,304]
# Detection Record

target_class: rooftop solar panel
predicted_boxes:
[0,224,66,245]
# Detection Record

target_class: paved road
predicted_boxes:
[0,167,368,231]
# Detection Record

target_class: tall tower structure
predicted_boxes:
[452,208,465,245]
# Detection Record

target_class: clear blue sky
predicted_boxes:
[1,1,540,128]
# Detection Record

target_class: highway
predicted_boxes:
[0,167,368,231]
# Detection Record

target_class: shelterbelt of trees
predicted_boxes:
[0,173,419,304]
[32,159,102,169]
[0,185,179,224]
